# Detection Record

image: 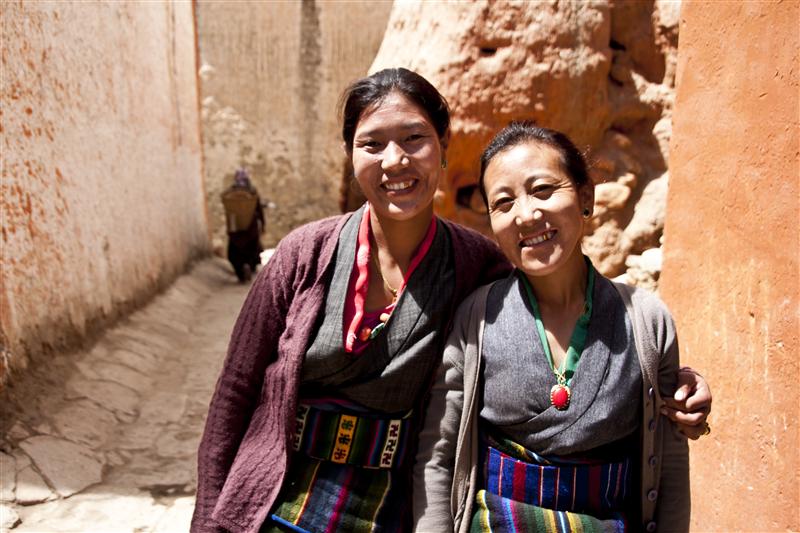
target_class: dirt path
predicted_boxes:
[1,258,250,532]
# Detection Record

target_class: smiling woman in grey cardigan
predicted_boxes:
[414,123,691,533]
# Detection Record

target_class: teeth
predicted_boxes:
[384,180,414,191]
[521,230,555,247]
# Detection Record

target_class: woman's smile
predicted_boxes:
[519,229,557,248]
[382,178,417,193]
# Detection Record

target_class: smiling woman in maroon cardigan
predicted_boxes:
[191,69,711,533]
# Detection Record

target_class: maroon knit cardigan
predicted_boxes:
[191,212,510,533]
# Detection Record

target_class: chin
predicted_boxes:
[518,262,562,279]
[518,241,589,279]
[379,193,435,220]
[516,248,569,278]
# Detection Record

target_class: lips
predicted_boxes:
[520,229,557,247]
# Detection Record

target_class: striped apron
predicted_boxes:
[266,402,414,532]
[470,433,633,533]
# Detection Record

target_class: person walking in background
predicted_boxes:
[414,123,691,532]
[221,168,264,282]
[192,69,710,533]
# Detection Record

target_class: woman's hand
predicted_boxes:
[661,366,712,440]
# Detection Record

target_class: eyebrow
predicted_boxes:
[524,171,559,182]
[355,121,431,138]
[488,172,559,197]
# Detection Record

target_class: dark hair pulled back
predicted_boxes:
[478,121,590,206]
[339,68,450,152]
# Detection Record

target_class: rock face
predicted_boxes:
[368,0,680,280]
[195,1,393,251]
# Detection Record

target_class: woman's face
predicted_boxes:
[351,92,444,222]
[484,141,593,277]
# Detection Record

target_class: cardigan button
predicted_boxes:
[649,455,658,467]
[646,521,657,532]
[647,489,658,501]
[649,419,657,432]
[648,386,654,399]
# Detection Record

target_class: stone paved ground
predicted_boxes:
[0,258,251,532]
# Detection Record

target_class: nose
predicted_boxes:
[515,195,542,226]
[381,141,408,172]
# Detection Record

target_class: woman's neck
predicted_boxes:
[369,205,433,271]
[525,249,588,309]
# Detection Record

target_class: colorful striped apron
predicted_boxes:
[266,402,414,532]
[470,433,633,533]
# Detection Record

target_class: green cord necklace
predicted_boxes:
[519,259,595,410]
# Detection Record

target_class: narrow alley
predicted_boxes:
[1,259,250,532]
[3,2,798,531]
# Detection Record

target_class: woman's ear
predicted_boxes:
[440,130,451,153]
[579,182,595,217]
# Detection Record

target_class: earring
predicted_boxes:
[441,159,447,169]
[582,208,591,218]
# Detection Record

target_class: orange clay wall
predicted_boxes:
[659,1,799,530]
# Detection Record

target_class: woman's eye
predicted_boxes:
[490,198,513,212]
[406,134,424,142]
[532,184,554,197]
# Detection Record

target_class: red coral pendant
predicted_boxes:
[550,384,571,410]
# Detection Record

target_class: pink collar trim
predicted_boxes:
[343,203,437,352]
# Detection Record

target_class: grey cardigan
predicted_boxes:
[413,281,690,533]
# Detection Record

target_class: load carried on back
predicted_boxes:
[222,186,259,233]
[221,168,264,282]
